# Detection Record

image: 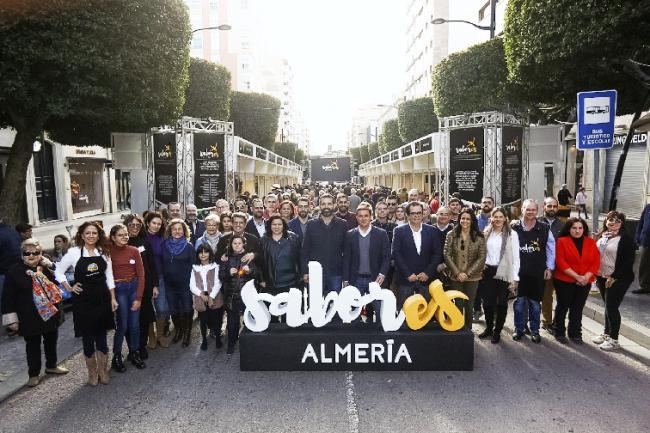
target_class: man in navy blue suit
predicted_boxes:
[392,201,443,308]
[185,204,205,245]
[342,203,390,322]
[288,197,311,244]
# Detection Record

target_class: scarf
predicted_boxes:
[493,231,514,283]
[27,269,62,321]
[202,232,221,253]
[165,237,188,256]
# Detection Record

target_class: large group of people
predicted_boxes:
[0,182,644,388]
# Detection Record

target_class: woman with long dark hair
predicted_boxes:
[477,208,520,343]
[260,215,301,307]
[190,244,223,350]
[593,211,635,350]
[553,217,600,344]
[144,211,168,348]
[2,238,68,387]
[108,224,146,372]
[444,208,486,329]
[124,214,158,358]
[55,221,116,386]
[162,219,195,347]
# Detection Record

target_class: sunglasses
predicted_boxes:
[22,251,41,257]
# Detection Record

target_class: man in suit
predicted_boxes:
[185,204,205,245]
[288,197,311,244]
[539,196,565,331]
[245,198,266,238]
[392,201,442,308]
[343,203,390,322]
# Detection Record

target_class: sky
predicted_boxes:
[251,0,406,155]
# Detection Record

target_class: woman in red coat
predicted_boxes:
[553,217,600,344]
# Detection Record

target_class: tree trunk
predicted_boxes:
[0,123,43,225]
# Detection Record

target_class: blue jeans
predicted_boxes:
[154,277,169,318]
[114,279,140,353]
[351,276,381,322]
[514,296,541,333]
[323,274,343,294]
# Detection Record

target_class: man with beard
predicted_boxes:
[301,194,347,293]
[385,195,399,222]
[288,197,312,244]
[539,197,564,332]
[477,196,494,231]
[234,197,249,214]
[372,201,397,290]
[245,198,266,238]
[185,204,205,245]
[336,193,358,230]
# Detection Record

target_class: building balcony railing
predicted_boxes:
[236,136,303,172]
[358,133,435,171]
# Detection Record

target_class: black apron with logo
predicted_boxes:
[71,250,115,337]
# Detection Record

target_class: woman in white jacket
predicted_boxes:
[190,243,223,351]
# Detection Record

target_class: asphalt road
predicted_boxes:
[1,317,649,433]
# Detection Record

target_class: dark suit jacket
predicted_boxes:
[391,223,442,286]
[245,218,266,239]
[288,217,311,245]
[342,226,390,283]
[186,219,205,245]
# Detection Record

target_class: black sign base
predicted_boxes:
[239,323,474,371]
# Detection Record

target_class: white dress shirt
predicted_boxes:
[409,223,423,255]
[54,246,115,289]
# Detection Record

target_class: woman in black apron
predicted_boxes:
[55,221,116,386]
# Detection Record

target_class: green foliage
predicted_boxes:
[229,91,281,149]
[349,146,361,162]
[359,144,370,163]
[368,141,380,159]
[504,0,650,118]
[397,98,438,142]
[432,38,511,117]
[273,141,297,161]
[184,58,231,120]
[294,147,306,164]
[380,119,403,153]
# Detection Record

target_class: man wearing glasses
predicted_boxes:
[391,201,442,309]
[385,195,399,222]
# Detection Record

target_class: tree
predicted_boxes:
[359,144,370,163]
[380,119,403,153]
[397,97,438,143]
[368,141,380,159]
[0,0,191,223]
[432,38,511,117]
[349,146,361,163]
[294,147,306,164]
[229,91,281,149]
[184,58,231,120]
[504,0,650,120]
[273,141,297,161]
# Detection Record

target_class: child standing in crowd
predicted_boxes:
[220,234,259,354]
[190,244,223,351]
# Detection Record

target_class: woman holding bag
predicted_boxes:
[190,244,223,350]
[1,238,69,387]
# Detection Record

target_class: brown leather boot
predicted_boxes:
[156,319,169,348]
[96,351,110,385]
[147,323,157,350]
[85,355,98,386]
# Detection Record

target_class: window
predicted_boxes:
[69,159,105,214]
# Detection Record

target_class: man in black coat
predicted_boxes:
[185,204,205,245]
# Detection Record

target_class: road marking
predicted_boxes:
[345,371,359,433]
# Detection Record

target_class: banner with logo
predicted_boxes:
[501,127,524,204]
[153,133,178,204]
[193,133,226,208]
[310,157,351,182]
[449,127,484,203]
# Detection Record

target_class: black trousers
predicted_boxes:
[24,329,58,378]
[596,276,632,340]
[553,279,590,338]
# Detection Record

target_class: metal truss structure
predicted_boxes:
[149,117,235,212]
[439,111,529,205]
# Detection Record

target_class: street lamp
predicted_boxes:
[431,0,496,39]
[191,24,232,33]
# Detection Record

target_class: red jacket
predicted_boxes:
[554,236,600,284]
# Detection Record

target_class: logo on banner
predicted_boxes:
[506,136,519,153]
[455,137,478,155]
[322,160,340,171]
[157,143,173,159]
[241,262,468,333]
[199,144,220,159]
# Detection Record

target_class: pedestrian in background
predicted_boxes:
[56,221,116,386]
[2,238,68,387]
[144,211,169,348]
[444,208,486,329]
[190,244,223,351]
[575,187,588,220]
[553,217,600,344]
[594,211,635,351]
[125,214,158,359]
[478,208,520,344]
[162,219,195,348]
[108,224,146,372]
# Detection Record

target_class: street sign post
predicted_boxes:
[577,90,617,225]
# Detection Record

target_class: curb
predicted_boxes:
[583,300,650,351]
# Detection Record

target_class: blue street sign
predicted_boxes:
[577,90,617,150]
